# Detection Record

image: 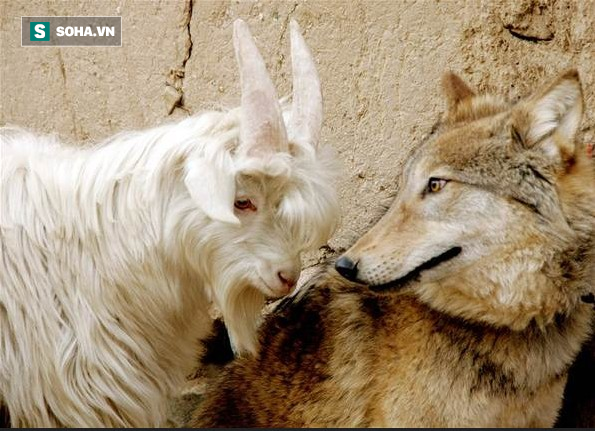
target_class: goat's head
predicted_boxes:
[182,20,339,354]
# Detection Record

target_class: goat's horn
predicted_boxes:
[289,19,322,148]
[233,19,288,156]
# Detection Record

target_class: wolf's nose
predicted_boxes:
[335,256,359,281]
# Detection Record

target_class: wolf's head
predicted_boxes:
[336,70,595,330]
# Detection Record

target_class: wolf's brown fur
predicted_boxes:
[554,146,595,428]
[188,71,595,427]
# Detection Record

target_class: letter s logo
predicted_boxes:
[34,23,45,39]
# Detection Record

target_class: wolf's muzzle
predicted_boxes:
[369,246,462,292]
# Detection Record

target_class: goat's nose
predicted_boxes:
[278,271,297,291]
[335,256,359,281]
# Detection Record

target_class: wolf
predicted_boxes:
[188,70,595,427]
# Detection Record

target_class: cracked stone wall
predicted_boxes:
[1,0,594,271]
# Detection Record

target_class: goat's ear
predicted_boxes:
[185,156,240,225]
[233,19,288,158]
[288,19,323,149]
[511,69,583,164]
[442,71,476,112]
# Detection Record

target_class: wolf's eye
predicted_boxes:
[427,178,448,194]
[234,198,257,212]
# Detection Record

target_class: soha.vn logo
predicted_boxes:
[30,22,50,41]
[23,17,121,47]
[29,22,116,42]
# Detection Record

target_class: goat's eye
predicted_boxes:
[427,178,448,194]
[234,198,257,211]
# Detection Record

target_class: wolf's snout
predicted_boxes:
[335,256,359,281]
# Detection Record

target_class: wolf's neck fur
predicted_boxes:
[364,289,593,427]
[320,275,593,426]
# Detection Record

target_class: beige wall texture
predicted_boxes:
[1,0,594,268]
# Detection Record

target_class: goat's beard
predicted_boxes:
[194,238,267,356]
[220,281,266,356]
[177,214,269,357]
[210,270,266,356]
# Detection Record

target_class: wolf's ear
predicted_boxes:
[442,72,476,111]
[184,155,240,225]
[511,69,583,163]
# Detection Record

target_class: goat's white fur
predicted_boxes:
[0,20,339,427]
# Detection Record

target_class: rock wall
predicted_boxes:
[1,0,594,266]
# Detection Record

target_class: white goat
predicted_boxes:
[0,20,339,427]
